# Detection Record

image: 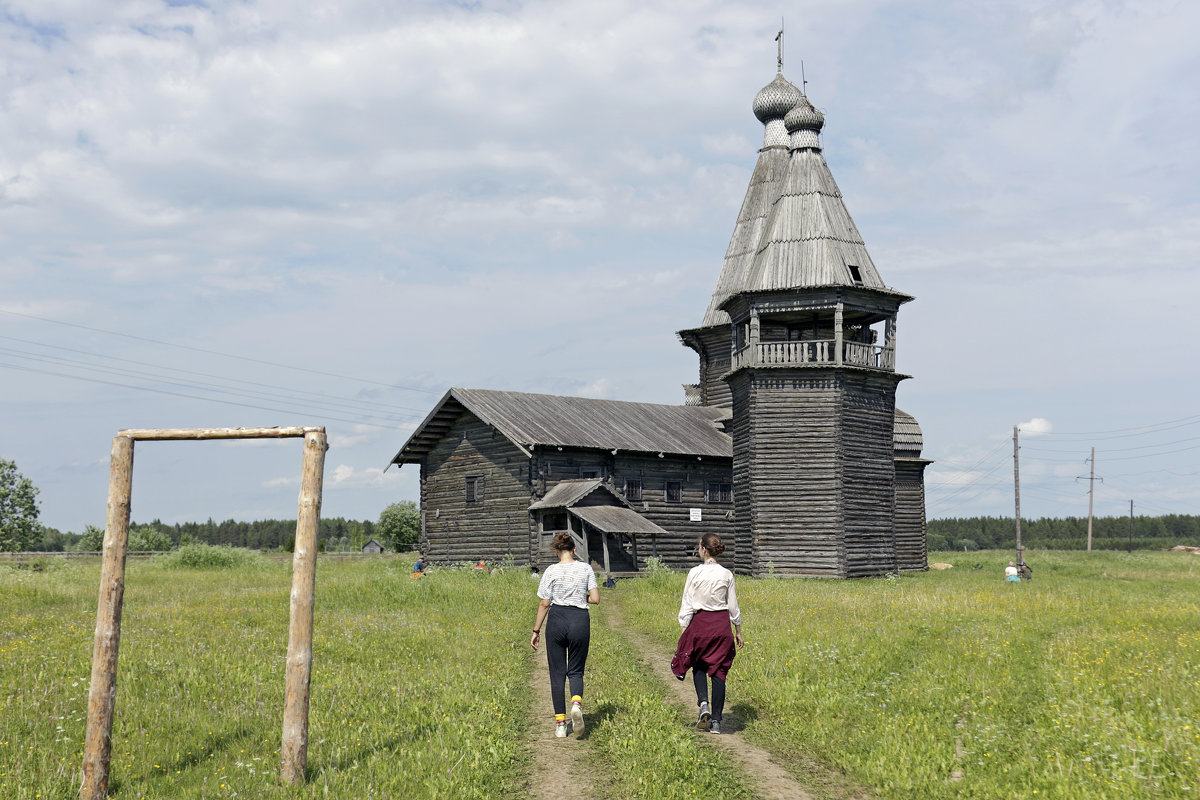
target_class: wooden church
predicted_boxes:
[389,61,930,577]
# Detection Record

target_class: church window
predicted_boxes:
[466,476,482,503]
[665,480,683,503]
[624,479,643,501]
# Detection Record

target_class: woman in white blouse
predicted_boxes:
[671,533,743,734]
[531,532,599,738]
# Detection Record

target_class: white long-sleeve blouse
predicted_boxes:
[677,561,741,629]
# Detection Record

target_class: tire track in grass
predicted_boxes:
[526,628,597,800]
[607,595,870,800]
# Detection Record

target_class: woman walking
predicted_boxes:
[672,533,743,734]
[531,532,599,738]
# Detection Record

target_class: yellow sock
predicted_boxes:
[571,695,582,705]
[555,713,566,722]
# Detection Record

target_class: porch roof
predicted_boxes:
[569,506,668,536]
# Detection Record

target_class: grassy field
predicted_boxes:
[1,555,533,799]
[3,549,1197,799]
[618,549,1200,799]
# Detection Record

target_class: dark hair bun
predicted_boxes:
[701,533,725,557]
[551,532,575,552]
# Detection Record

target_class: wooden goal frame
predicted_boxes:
[79,427,328,800]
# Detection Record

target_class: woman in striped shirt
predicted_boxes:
[672,532,743,734]
[531,532,599,738]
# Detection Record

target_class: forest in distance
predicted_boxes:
[31,516,379,553]
[928,513,1200,552]
[25,512,1200,554]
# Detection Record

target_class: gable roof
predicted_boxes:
[390,388,733,466]
[528,479,628,511]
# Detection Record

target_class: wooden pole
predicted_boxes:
[281,429,327,784]
[834,302,844,366]
[1012,426,1022,558]
[80,436,135,800]
[1128,499,1134,553]
[1086,447,1095,551]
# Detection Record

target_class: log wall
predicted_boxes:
[609,453,735,569]
[839,372,901,578]
[686,327,733,409]
[730,369,903,577]
[894,459,930,571]
[420,413,532,564]
[730,372,844,577]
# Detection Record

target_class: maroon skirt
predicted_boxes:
[671,609,736,682]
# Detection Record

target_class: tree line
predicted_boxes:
[928,514,1200,552]
[27,501,419,553]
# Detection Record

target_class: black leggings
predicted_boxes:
[693,669,726,721]
[546,605,590,716]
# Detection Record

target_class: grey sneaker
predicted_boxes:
[709,719,721,734]
[696,701,711,731]
[570,701,585,734]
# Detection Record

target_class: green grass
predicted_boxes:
[0,556,531,799]
[580,604,755,799]
[615,550,1200,800]
[4,550,1197,799]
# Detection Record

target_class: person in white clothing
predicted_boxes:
[671,533,743,734]
[531,532,599,738]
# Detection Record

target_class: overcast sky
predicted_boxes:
[2,0,1198,536]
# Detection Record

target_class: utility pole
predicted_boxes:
[1013,426,1022,562]
[1129,499,1134,553]
[1087,447,1095,551]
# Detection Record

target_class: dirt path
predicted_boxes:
[605,598,873,800]
[525,636,597,800]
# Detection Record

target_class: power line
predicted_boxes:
[1035,413,1200,440]
[0,361,416,432]
[0,307,441,395]
[0,339,432,417]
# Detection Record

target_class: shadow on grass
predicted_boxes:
[720,701,757,734]
[573,699,620,741]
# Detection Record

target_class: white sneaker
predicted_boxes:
[570,701,585,734]
[709,719,721,734]
[554,721,567,738]
[696,701,711,731]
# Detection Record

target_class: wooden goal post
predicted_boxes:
[79,427,327,800]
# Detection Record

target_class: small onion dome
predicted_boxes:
[752,72,803,122]
[784,97,825,133]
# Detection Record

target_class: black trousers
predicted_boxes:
[546,604,590,716]
[693,669,726,721]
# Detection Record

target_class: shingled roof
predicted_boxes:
[389,388,733,466]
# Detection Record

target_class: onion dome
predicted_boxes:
[784,96,825,133]
[753,72,803,122]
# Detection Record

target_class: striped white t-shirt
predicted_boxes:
[537,560,598,609]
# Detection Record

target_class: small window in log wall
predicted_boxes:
[543,511,567,531]
[706,483,732,504]
[624,479,643,502]
[465,476,482,503]
[665,480,682,503]
[580,468,600,479]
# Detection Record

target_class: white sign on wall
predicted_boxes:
[689,508,702,522]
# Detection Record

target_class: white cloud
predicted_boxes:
[1018,418,1053,437]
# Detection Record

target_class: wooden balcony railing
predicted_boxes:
[732,340,894,371]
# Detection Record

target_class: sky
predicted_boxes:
[2,0,1198,535]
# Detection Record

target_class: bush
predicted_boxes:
[164,543,263,570]
[641,556,672,577]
